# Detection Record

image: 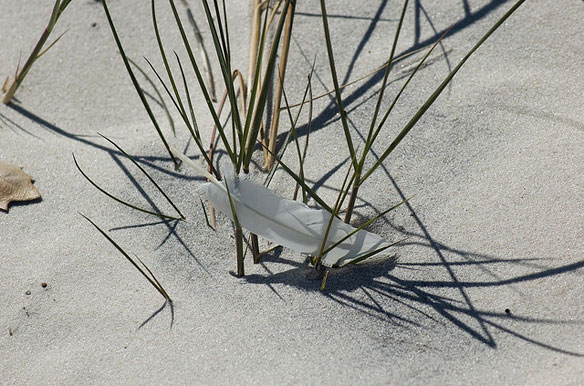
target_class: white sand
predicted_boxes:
[1,0,583,384]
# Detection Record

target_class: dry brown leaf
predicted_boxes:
[0,161,41,211]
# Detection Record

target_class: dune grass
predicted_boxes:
[86,0,528,285]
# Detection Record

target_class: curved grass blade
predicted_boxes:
[102,0,178,168]
[73,153,182,221]
[98,133,185,220]
[127,56,176,136]
[143,57,219,178]
[80,213,172,302]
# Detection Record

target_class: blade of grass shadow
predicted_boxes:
[283,44,431,110]
[366,27,452,153]
[345,23,448,223]
[364,0,409,153]
[73,153,182,221]
[102,0,178,168]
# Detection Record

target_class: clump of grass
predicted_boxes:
[87,0,527,284]
[2,0,73,104]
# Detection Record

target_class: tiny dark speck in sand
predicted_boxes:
[25,290,31,295]
[41,282,48,288]
[505,308,511,314]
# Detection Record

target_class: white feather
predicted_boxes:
[171,148,391,267]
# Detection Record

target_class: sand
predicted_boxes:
[1,0,583,384]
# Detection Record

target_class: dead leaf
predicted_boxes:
[0,161,41,211]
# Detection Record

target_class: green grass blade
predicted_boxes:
[363,0,408,151]
[364,27,451,158]
[263,64,314,188]
[167,0,236,162]
[135,254,171,301]
[98,133,185,220]
[278,78,310,202]
[315,154,356,265]
[200,0,243,157]
[322,197,411,256]
[143,56,219,178]
[200,199,215,230]
[346,237,408,266]
[151,0,190,124]
[102,0,178,168]
[174,52,200,142]
[294,67,316,203]
[80,213,171,302]
[73,153,182,221]
[127,56,176,136]
[361,0,527,184]
[319,0,357,172]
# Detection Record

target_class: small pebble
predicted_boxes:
[25,290,31,296]
[505,308,511,314]
[41,282,48,288]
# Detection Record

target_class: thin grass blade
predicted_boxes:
[80,213,171,301]
[102,0,178,168]
[361,0,527,183]
[73,153,182,221]
[98,133,185,220]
